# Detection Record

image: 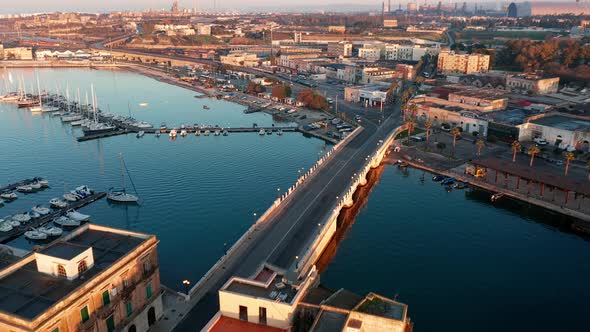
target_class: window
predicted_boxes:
[106,314,115,332]
[57,265,67,278]
[142,258,150,274]
[102,290,110,306]
[259,307,267,325]
[78,260,88,274]
[239,305,248,321]
[126,302,133,317]
[80,306,89,323]
[146,283,153,299]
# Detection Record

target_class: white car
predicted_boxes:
[533,137,548,145]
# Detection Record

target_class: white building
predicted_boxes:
[517,113,590,151]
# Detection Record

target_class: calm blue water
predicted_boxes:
[322,166,590,332]
[0,68,327,288]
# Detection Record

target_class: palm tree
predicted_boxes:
[452,127,461,150]
[476,138,485,156]
[409,103,418,118]
[564,152,575,176]
[401,102,408,121]
[528,145,541,167]
[511,140,521,162]
[425,120,433,145]
[405,118,415,144]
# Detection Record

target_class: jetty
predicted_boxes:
[0,192,106,244]
[0,178,37,193]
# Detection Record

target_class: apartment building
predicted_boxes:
[220,53,260,67]
[327,41,353,57]
[437,51,490,74]
[0,224,163,332]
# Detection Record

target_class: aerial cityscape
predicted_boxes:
[0,1,589,331]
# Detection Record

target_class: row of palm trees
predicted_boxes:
[511,140,590,178]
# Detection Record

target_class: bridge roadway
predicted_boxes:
[174,111,402,331]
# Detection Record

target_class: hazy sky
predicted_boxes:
[0,0,520,14]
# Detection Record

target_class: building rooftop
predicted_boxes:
[309,310,348,332]
[209,316,287,332]
[323,289,364,311]
[301,285,335,306]
[355,294,407,321]
[531,114,590,132]
[41,242,89,260]
[225,273,298,304]
[0,226,147,320]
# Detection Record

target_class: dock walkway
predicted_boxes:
[0,192,106,244]
[0,179,36,193]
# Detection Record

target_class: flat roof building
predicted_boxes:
[437,51,490,75]
[0,224,163,332]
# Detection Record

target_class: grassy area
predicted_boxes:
[457,30,556,42]
[395,127,425,141]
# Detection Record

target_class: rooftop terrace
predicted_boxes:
[0,226,147,320]
[531,114,590,132]
[225,274,298,304]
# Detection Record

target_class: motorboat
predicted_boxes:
[491,193,504,202]
[75,185,93,196]
[50,198,68,209]
[169,129,178,138]
[66,209,90,222]
[30,211,41,219]
[38,226,63,237]
[134,121,153,129]
[16,185,34,193]
[41,106,60,113]
[63,193,79,202]
[0,191,17,201]
[82,122,116,135]
[432,175,445,182]
[195,130,201,136]
[7,219,20,227]
[223,130,229,136]
[136,130,145,138]
[266,130,272,135]
[12,212,31,223]
[453,182,468,189]
[30,105,43,113]
[29,181,42,190]
[54,216,80,227]
[155,132,161,138]
[259,129,266,135]
[32,205,51,215]
[203,105,210,110]
[25,229,48,240]
[0,221,13,232]
[204,130,210,136]
[180,129,187,137]
[33,177,49,187]
[214,129,220,136]
[441,177,455,186]
[277,129,283,136]
[160,123,167,133]
[61,114,83,122]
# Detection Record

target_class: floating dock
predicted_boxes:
[0,192,106,244]
[0,179,37,193]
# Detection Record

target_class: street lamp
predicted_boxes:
[277,187,281,199]
[295,255,299,269]
[182,279,191,295]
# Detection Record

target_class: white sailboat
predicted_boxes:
[107,153,140,203]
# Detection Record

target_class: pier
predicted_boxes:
[0,192,106,244]
[0,178,37,193]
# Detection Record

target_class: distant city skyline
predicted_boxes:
[0,0,576,15]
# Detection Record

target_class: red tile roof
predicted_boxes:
[209,316,287,332]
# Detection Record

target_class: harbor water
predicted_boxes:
[0,67,327,287]
[321,166,590,332]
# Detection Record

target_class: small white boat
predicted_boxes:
[54,216,80,227]
[12,212,31,223]
[38,226,63,237]
[136,130,145,138]
[32,205,51,215]
[180,129,187,137]
[169,129,177,138]
[204,130,210,136]
[0,221,13,232]
[63,193,79,202]
[0,191,17,201]
[8,219,20,227]
[25,230,48,240]
[155,132,161,138]
[214,129,220,136]
[29,182,42,190]
[491,193,505,202]
[34,178,49,187]
[277,129,283,136]
[223,130,229,136]
[16,185,34,193]
[138,102,149,107]
[41,106,60,113]
[195,130,201,136]
[49,198,68,209]
[30,211,41,219]
[66,210,90,222]
[259,129,266,135]
[30,106,43,113]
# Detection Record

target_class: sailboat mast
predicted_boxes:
[119,153,126,192]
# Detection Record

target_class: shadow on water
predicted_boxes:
[464,187,589,238]
[315,165,385,273]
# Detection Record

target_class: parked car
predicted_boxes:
[533,137,548,145]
